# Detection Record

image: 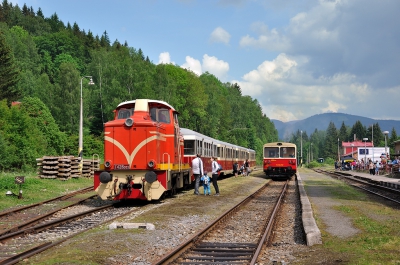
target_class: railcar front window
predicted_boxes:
[264,147,280,158]
[283,147,296,157]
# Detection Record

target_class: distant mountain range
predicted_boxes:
[272,113,400,141]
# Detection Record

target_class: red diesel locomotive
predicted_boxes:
[263,142,297,180]
[94,99,256,201]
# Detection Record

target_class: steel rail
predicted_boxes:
[0,195,97,238]
[0,186,93,218]
[152,182,272,265]
[250,180,288,264]
[153,180,289,265]
[0,204,112,243]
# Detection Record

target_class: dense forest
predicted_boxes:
[0,0,279,170]
[1,1,398,171]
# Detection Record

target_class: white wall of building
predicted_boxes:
[357,147,389,162]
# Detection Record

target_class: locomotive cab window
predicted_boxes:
[158,109,170,123]
[149,108,170,123]
[117,108,133,119]
[150,108,157,121]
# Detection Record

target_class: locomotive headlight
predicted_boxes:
[125,118,134,127]
[105,161,112,168]
[145,171,157,183]
[99,172,112,184]
[148,160,156,168]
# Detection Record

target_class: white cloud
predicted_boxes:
[239,22,290,51]
[181,56,202,76]
[210,27,231,44]
[233,0,400,121]
[202,54,229,81]
[157,52,174,65]
[232,53,380,122]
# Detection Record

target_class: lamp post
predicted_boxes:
[383,131,389,157]
[363,138,368,170]
[372,124,374,162]
[310,143,313,161]
[383,131,389,173]
[351,143,354,158]
[79,76,94,174]
[300,130,303,166]
[337,138,340,162]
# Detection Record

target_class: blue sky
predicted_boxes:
[11,0,400,122]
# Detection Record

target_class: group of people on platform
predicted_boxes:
[334,154,399,175]
[191,155,251,196]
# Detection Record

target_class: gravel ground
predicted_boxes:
[28,171,313,265]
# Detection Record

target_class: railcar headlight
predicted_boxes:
[125,118,134,127]
[105,161,112,168]
[148,160,156,168]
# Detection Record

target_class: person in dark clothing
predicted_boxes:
[211,157,220,196]
[233,161,239,177]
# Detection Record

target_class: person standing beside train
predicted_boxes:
[233,161,239,177]
[244,159,250,176]
[211,157,220,196]
[192,154,203,195]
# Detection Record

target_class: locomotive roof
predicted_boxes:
[117,99,176,111]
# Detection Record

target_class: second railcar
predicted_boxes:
[263,142,297,179]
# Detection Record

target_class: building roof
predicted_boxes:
[342,140,373,147]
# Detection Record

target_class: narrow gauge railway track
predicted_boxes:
[314,169,400,205]
[153,180,289,265]
[0,201,147,265]
[0,186,96,238]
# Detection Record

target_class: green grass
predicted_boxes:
[0,171,94,211]
[298,168,400,265]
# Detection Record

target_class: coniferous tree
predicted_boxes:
[324,121,339,160]
[338,121,348,142]
[368,122,384,146]
[349,120,367,141]
[0,29,21,104]
[389,127,398,154]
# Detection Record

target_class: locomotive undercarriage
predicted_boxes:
[96,169,191,201]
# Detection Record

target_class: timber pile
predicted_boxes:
[36,156,99,180]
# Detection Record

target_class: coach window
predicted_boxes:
[184,140,195,155]
[197,140,203,155]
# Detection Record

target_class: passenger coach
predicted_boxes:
[180,128,256,178]
[263,142,297,180]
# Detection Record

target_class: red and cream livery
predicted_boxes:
[180,128,256,177]
[94,99,257,201]
[263,142,297,180]
[94,99,191,201]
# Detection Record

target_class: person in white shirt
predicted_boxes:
[192,154,203,195]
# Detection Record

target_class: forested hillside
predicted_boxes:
[0,1,278,170]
